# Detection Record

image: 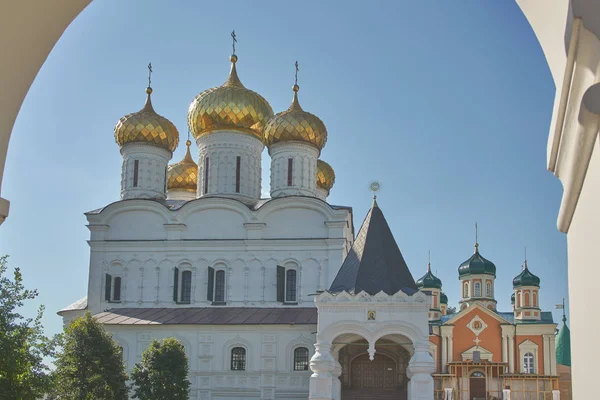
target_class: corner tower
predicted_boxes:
[114,69,179,200]
[187,40,273,204]
[416,254,444,322]
[457,225,497,310]
[512,256,541,321]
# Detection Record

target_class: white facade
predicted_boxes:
[196,131,264,203]
[269,142,319,198]
[120,143,172,200]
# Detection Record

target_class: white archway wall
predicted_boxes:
[0,0,92,224]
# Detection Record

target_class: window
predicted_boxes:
[235,156,241,193]
[486,282,492,297]
[463,282,469,297]
[207,267,226,304]
[471,371,485,378]
[286,269,297,302]
[277,266,298,303]
[203,156,210,194]
[173,268,192,304]
[104,273,122,302]
[474,282,481,297]
[164,165,168,192]
[517,291,521,308]
[287,158,293,186]
[133,160,139,187]
[294,347,309,371]
[533,291,537,307]
[524,292,530,307]
[231,347,246,371]
[524,352,535,374]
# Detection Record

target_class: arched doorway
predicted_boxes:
[350,353,397,389]
[469,371,486,399]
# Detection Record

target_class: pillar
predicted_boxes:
[407,342,435,400]
[508,335,515,373]
[332,359,342,400]
[309,342,335,400]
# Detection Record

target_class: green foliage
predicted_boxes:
[0,255,56,399]
[131,337,191,400]
[446,306,457,315]
[51,312,128,400]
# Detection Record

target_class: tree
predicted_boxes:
[131,338,191,400]
[52,312,128,400]
[0,255,56,399]
[446,306,457,315]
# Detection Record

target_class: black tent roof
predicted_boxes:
[329,198,418,295]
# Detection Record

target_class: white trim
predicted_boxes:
[462,345,493,362]
[518,339,539,374]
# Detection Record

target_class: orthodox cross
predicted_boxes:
[147,63,153,88]
[231,30,237,55]
[295,60,299,86]
[473,337,482,348]
[475,222,478,244]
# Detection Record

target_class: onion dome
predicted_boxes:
[263,84,327,151]
[512,260,540,287]
[115,87,179,152]
[511,292,515,304]
[316,159,335,193]
[440,292,448,305]
[167,140,198,192]
[458,243,497,277]
[416,261,443,289]
[187,55,273,141]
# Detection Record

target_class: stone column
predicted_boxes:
[441,336,448,373]
[309,342,335,400]
[543,334,552,375]
[508,335,515,373]
[549,334,557,375]
[407,342,435,400]
[332,359,342,400]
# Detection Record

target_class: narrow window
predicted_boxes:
[180,270,192,303]
[524,352,535,373]
[133,160,139,187]
[203,157,210,195]
[105,273,112,301]
[463,282,469,298]
[287,158,293,186]
[294,347,309,371]
[517,291,521,308]
[524,292,530,307]
[474,282,481,297]
[486,282,492,297]
[231,347,246,371]
[235,156,241,193]
[214,270,225,303]
[286,269,297,302]
[113,277,121,302]
[533,292,537,307]
[164,165,168,192]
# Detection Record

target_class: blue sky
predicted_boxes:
[1,0,568,339]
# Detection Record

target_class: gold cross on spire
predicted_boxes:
[147,62,152,88]
[231,30,237,55]
[295,60,299,86]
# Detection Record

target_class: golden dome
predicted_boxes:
[167,140,198,192]
[187,55,274,141]
[264,84,327,150]
[316,159,335,192]
[114,87,179,152]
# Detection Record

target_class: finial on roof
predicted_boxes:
[524,246,528,270]
[231,30,237,56]
[369,181,380,208]
[143,63,154,112]
[474,222,479,253]
[290,60,302,111]
[223,30,243,87]
[427,250,431,272]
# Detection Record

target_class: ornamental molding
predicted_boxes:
[315,290,429,306]
[467,315,488,336]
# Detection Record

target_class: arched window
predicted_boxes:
[524,352,535,373]
[286,269,297,302]
[294,347,309,371]
[181,271,192,303]
[463,282,469,298]
[533,291,537,307]
[471,371,485,378]
[524,292,530,307]
[474,282,481,297]
[231,347,246,371]
[517,291,521,308]
[486,282,492,297]
[105,273,122,303]
[215,270,226,302]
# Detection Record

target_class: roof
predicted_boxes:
[57,296,88,315]
[416,268,442,290]
[513,261,541,287]
[433,310,554,327]
[329,198,418,295]
[458,245,496,277]
[93,307,318,325]
[556,320,571,366]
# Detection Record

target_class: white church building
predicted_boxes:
[58,49,435,400]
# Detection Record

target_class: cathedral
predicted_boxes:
[58,45,561,400]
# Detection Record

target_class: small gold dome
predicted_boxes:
[114,88,179,152]
[187,56,274,141]
[263,85,327,150]
[167,140,198,192]
[316,159,335,192]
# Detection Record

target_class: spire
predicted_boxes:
[523,247,528,270]
[555,297,571,366]
[329,201,417,295]
[223,31,243,88]
[182,140,194,163]
[427,250,431,272]
[288,61,303,112]
[372,195,379,209]
[474,222,479,253]
[143,62,155,112]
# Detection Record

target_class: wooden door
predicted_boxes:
[350,353,397,389]
[469,373,486,399]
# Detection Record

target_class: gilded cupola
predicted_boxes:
[263,84,328,150]
[316,159,335,193]
[167,140,198,193]
[187,54,274,141]
[114,87,180,152]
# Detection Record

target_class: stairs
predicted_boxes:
[342,389,407,400]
